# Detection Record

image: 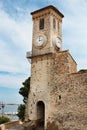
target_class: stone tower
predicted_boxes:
[26,5,87,130]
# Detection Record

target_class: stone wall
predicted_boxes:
[26,49,87,130]
[47,70,87,130]
[53,50,77,74]
[28,51,87,130]
[0,121,22,130]
[27,51,77,128]
[27,53,53,129]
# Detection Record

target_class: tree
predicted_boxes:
[17,104,25,121]
[19,77,30,103]
[17,77,30,121]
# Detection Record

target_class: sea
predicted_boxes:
[0,104,19,121]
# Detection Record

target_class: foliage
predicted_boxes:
[17,104,25,121]
[19,77,30,103]
[78,69,87,73]
[17,77,30,121]
[0,116,10,124]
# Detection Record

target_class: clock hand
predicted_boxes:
[39,37,42,41]
[39,39,41,42]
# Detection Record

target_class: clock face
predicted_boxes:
[53,36,61,50]
[56,37,61,48]
[36,35,44,46]
[34,34,47,48]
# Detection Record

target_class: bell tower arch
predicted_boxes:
[37,101,45,127]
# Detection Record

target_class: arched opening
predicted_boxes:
[37,101,45,127]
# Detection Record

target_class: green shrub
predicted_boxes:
[17,104,25,121]
[78,69,87,73]
[0,116,10,124]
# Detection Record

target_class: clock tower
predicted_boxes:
[25,4,87,130]
[26,5,77,130]
[26,6,64,129]
[31,5,64,57]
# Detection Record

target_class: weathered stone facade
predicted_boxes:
[25,5,87,130]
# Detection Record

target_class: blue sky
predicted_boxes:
[0,0,87,104]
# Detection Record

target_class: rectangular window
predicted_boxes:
[58,21,59,32]
[39,18,44,29]
[53,18,56,29]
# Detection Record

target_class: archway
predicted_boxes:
[37,101,45,127]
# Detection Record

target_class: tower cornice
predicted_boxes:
[31,5,64,18]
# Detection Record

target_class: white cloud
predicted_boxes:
[0,74,27,89]
[61,0,87,70]
[0,2,32,93]
[0,6,32,50]
[0,3,32,74]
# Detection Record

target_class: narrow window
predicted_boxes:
[58,21,59,32]
[59,21,61,35]
[59,95,61,100]
[53,18,56,29]
[39,18,44,29]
